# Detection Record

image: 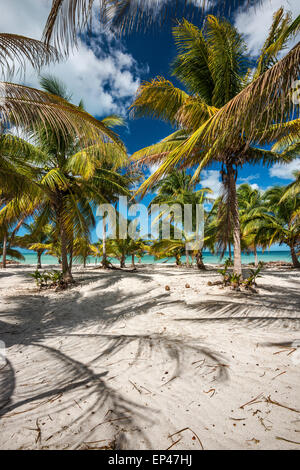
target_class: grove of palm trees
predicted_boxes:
[0,0,299,454]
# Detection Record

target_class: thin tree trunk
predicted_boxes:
[228,242,232,260]
[290,243,300,268]
[37,251,42,269]
[196,249,206,270]
[227,164,242,276]
[120,254,126,268]
[131,254,135,268]
[60,223,73,282]
[2,232,7,268]
[254,245,258,267]
[69,238,73,271]
[102,215,109,268]
[185,246,190,267]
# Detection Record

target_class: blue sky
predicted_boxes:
[1,0,299,248]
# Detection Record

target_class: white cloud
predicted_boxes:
[235,0,299,56]
[238,174,260,184]
[200,169,222,199]
[269,158,300,179]
[0,0,141,116]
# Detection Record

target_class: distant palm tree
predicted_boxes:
[150,170,212,268]
[14,221,54,269]
[251,186,300,268]
[237,184,269,266]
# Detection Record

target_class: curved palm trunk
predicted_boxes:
[175,253,181,266]
[227,165,242,276]
[120,254,126,268]
[56,197,73,282]
[37,250,42,269]
[69,237,73,271]
[1,232,7,268]
[196,249,206,270]
[290,243,300,268]
[60,223,73,282]
[185,246,190,267]
[102,215,109,268]
[253,245,259,267]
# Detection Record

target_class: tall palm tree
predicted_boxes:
[130,10,299,275]
[1,76,131,280]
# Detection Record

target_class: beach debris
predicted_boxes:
[203,388,216,397]
[265,396,300,414]
[162,375,177,387]
[26,418,42,444]
[165,285,170,291]
[240,393,264,409]
[273,348,297,356]
[276,436,300,445]
[259,417,272,431]
[129,380,142,394]
[168,427,204,450]
[185,283,190,288]
[271,371,286,380]
[246,438,260,444]
[166,438,182,450]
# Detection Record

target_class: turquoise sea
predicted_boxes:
[5,250,292,266]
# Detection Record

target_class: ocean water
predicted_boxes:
[4,250,292,266]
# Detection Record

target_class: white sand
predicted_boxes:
[0,264,299,450]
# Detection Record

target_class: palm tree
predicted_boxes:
[72,236,98,267]
[150,170,212,269]
[1,76,131,281]
[130,10,299,275]
[237,184,269,266]
[0,30,125,169]
[250,186,300,268]
[44,0,269,51]
[14,220,53,269]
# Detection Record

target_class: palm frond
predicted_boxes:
[43,0,264,52]
[130,77,189,126]
[0,33,60,78]
[0,82,126,151]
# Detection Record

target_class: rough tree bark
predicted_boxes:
[227,164,242,276]
[1,232,7,268]
[37,251,42,269]
[196,249,206,270]
[254,245,258,267]
[290,243,300,268]
[120,254,126,268]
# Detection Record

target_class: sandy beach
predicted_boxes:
[0,264,299,450]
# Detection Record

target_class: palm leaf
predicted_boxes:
[43,0,265,51]
[0,33,60,78]
[0,82,126,151]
